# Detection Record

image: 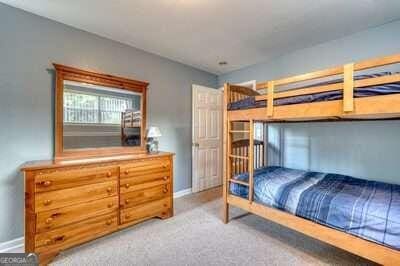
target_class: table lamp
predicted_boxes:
[146,126,162,153]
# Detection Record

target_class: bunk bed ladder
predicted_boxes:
[226,119,255,202]
[227,121,249,187]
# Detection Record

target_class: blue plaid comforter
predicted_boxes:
[230,166,400,250]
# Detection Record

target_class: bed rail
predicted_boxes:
[226,84,259,106]
[254,53,400,117]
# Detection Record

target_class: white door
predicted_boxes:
[192,85,223,193]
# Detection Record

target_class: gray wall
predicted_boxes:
[219,20,400,185]
[218,20,400,85]
[0,3,217,243]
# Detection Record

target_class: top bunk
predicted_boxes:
[121,109,142,128]
[225,53,400,122]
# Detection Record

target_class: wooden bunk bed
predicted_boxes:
[222,53,400,265]
[121,109,142,146]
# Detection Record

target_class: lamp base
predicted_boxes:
[146,139,159,154]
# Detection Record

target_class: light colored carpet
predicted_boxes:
[52,187,375,266]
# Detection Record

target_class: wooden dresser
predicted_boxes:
[21,152,174,265]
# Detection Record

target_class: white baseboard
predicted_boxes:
[173,188,192,198]
[0,237,24,253]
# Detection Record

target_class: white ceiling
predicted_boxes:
[2,0,400,74]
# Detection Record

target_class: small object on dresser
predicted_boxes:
[146,126,162,153]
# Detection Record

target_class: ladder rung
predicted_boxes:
[229,155,249,160]
[229,179,249,186]
[229,130,249,133]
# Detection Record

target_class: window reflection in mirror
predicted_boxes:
[63,80,142,149]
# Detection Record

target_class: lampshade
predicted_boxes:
[147,126,162,138]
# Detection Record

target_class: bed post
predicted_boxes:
[343,63,354,112]
[267,81,275,117]
[248,120,254,202]
[223,83,230,223]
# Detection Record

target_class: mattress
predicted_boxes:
[228,72,400,111]
[230,166,400,250]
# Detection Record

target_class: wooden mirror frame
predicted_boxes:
[54,64,149,160]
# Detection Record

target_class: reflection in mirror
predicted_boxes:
[63,80,142,150]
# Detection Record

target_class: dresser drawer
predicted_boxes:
[120,159,170,179]
[120,198,170,224]
[34,166,118,192]
[35,181,117,212]
[120,171,170,193]
[36,196,118,233]
[35,212,117,253]
[120,184,170,209]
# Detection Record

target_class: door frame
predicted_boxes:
[192,84,223,193]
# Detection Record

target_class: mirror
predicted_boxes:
[54,64,148,159]
[63,80,142,149]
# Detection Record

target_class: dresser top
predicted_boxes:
[21,151,174,171]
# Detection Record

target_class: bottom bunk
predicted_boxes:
[226,166,400,265]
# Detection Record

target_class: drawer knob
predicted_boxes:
[125,199,130,204]
[45,217,53,224]
[163,188,168,193]
[125,183,130,188]
[107,203,114,208]
[163,164,168,168]
[106,187,113,193]
[125,214,131,219]
[51,212,61,218]
[124,170,129,175]
[163,204,168,207]
[163,176,168,181]
[43,199,52,206]
[106,172,112,177]
[44,239,52,245]
[54,235,65,242]
[42,180,52,187]
[106,219,113,226]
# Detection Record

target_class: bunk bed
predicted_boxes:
[222,53,400,266]
[121,109,142,146]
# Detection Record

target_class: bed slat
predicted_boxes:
[257,66,343,89]
[354,53,400,71]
